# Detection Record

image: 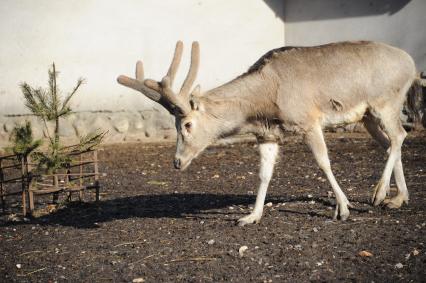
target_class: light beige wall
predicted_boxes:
[284,0,426,72]
[0,0,285,115]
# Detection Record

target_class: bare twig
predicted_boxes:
[17,267,46,277]
[19,250,43,256]
[167,256,218,263]
[113,241,144,248]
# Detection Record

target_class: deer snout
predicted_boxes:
[173,158,181,169]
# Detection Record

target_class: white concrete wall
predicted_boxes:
[0,0,284,115]
[284,0,426,72]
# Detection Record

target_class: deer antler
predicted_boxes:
[180,42,200,96]
[117,41,200,115]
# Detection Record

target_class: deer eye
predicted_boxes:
[184,122,192,130]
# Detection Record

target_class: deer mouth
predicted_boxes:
[173,158,192,171]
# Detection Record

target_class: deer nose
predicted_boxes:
[173,158,181,169]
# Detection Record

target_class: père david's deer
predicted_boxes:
[118,41,422,226]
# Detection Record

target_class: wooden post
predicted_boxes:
[53,174,59,203]
[94,150,99,202]
[0,158,5,213]
[21,157,27,216]
[79,152,83,201]
[26,156,33,216]
[51,171,59,203]
[29,180,34,212]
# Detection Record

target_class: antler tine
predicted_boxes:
[180,41,200,95]
[166,41,184,86]
[117,75,162,102]
[117,60,162,101]
[135,61,144,81]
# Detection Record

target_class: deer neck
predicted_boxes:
[201,73,278,138]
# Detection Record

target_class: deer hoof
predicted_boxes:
[371,180,387,206]
[333,202,350,221]
[237,214,261,226]
[383,195,408,209]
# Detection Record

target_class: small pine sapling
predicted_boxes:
[19,63,105,173]
[7,121,42,161]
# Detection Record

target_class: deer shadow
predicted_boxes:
[0,193,371,229]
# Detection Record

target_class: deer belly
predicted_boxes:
[321,102,368,127]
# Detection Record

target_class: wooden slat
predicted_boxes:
[30,188,63,194]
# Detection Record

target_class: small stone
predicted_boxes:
[207,239,215,245]
[239,246,248,257]
[358,250,373,257]
[316,260,324,266]
[313,227,319,233]
[132,278,145,283]
[265,202,273,207]
[16,264,22,269]
[395,263,403,269]
[413,249,420,256]
[307,194,313,198]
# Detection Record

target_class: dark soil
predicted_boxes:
[1,133,425,282]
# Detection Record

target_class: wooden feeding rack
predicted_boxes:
[28,148,101,213]
[0,146,101,216]
[0,154,30,216]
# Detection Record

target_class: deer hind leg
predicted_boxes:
[364,112,409,208]
[237,142,278,226]
[305,124,351,220]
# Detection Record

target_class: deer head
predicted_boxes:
[118,41,216,170]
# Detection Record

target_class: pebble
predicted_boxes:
[132,278,145,283]
[239,246,248,257]
[265,202,273,207]
[313,227,319,233]
[294,244,302,251]
[413,249,420,256]
[207,239,215,245]
[16,264,22,269]
[395,263,403,269]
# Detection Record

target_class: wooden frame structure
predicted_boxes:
[0,147,100,216]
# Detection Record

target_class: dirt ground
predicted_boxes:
[0,132,425,282]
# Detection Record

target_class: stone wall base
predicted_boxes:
[0,109,176,149]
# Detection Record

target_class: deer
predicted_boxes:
[117,40,423,226]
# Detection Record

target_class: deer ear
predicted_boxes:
[189,96,200,110]
[189,85,203,111]
[190,84,201,97]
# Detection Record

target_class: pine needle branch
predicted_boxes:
[59,77,85,117]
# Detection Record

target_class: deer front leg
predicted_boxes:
[305,125,351,220]
[237,142,278,226]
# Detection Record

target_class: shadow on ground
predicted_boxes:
[0,192,374,229]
